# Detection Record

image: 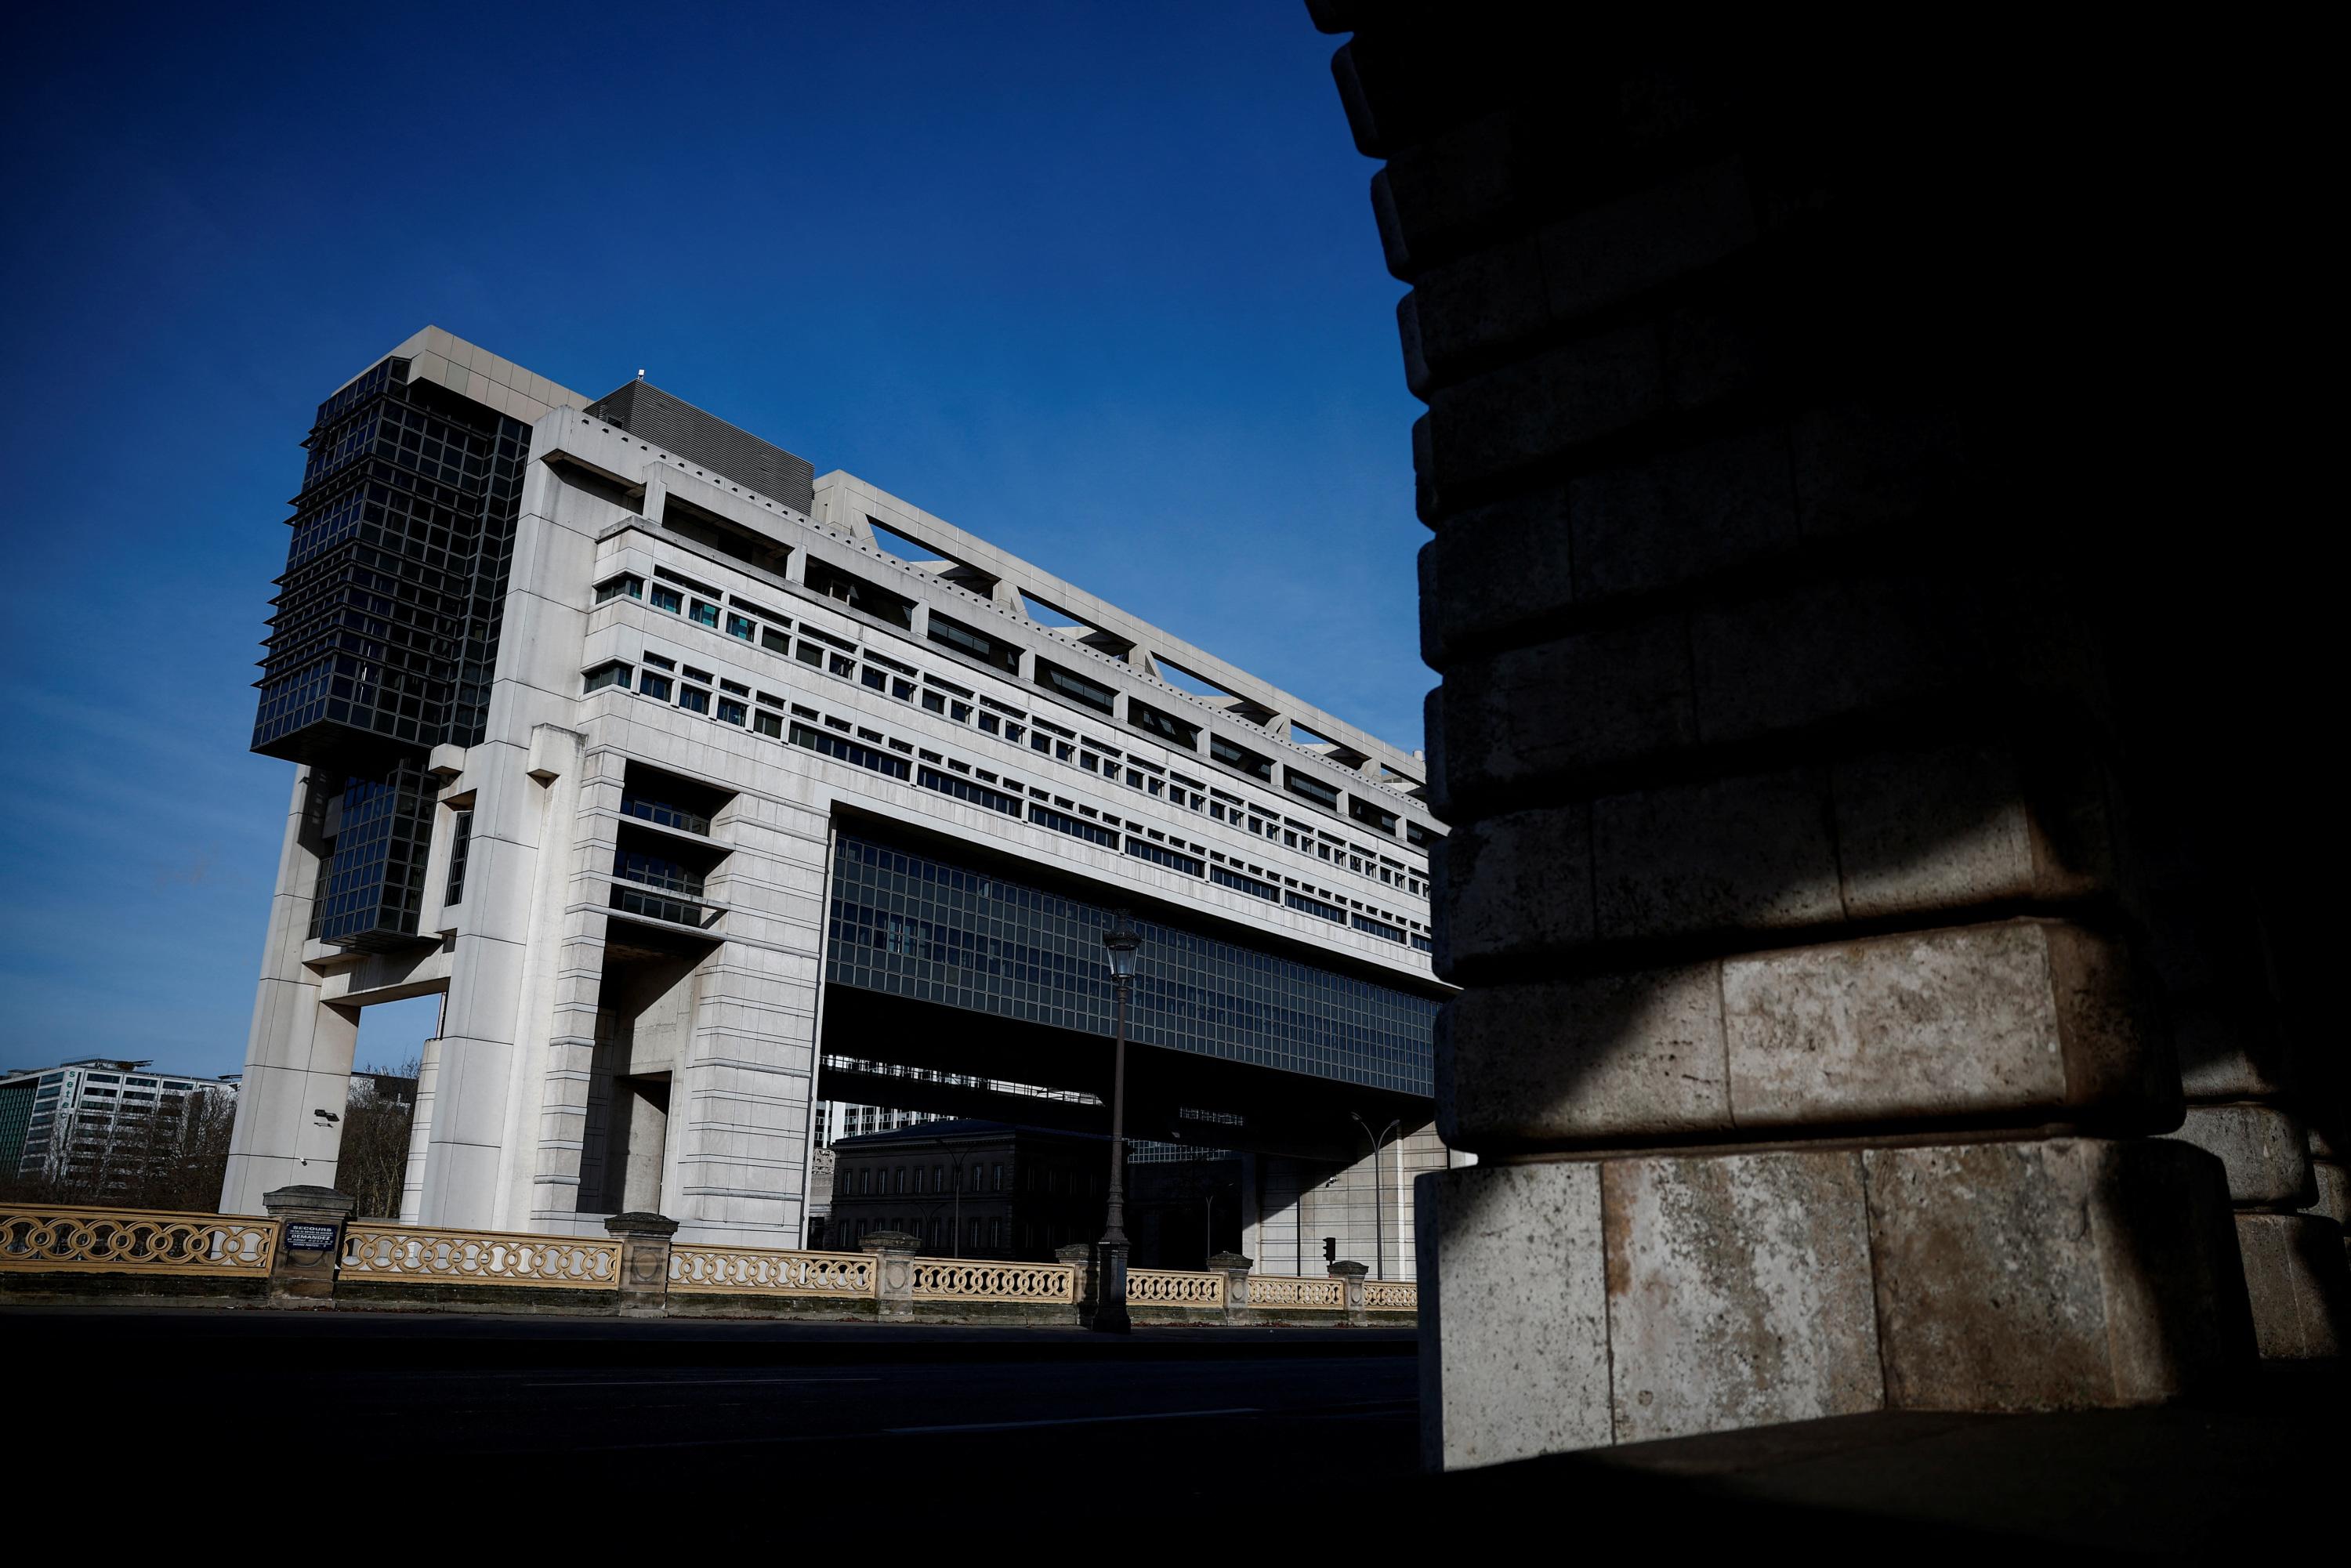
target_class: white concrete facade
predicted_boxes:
[223,330,1448,1260]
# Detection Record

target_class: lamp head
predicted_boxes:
[1102,908,1143,980]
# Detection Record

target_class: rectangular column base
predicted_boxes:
[1418,1135,2251,1471]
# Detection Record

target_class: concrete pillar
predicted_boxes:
[1308,9,2264,1467]
[223,772,359,1214]
[864,1230,919,1320]
[1208,1251,1255,1324]
[262,1186,354,1302]
[603,1211,678,1316]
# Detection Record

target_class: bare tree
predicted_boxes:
[0,1085,236,1211]
[336,1059,421,1219]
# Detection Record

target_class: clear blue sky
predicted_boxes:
[0,2,1422,1077]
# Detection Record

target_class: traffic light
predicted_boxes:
[1323,1236,1337,1264]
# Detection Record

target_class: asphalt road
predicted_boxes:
[8,1307,2340,1544]
[11,1309,1422,1512]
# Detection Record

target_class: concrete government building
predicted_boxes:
[222,327,1454,1269]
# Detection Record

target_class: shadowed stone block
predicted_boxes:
[2235,1213,2349,1360]
[2168,1104,2313,1208]
[1417,1163,1611,1470]
[1420,1138,2245,1469]
[1431,803,1595,966]
[2304,1160,2348,1226]
[1443,920,2172,1149]
[1722,920,2170,1130]
[1440,965,1729,1147]
[1865,1139,2248,1408]
[1592,766,1842,939]
[1436,741,2118,975]
[1601,1150,1882,1443]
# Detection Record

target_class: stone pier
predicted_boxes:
[1305,4,2344,1468]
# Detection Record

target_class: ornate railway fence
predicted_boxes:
[0,1190,1415,1325]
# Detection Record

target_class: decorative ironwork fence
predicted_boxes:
[0,1204,279,1276]
[340,1223,621,1287]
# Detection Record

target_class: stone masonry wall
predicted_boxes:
[1306,3,2346,1468]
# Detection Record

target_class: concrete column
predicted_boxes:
[1311,12,2263,1468]
[262,1186,354,1301]
[603,1211,679,1316]
[399,1035,440,1224]
[1208,1251,1254,1324]
[864,1230,919,1320]
[223,772,359,1214]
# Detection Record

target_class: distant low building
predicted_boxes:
[0,1059,237,1188]
[822,1120,1110,1260]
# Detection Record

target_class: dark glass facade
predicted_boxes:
[255,355,532,760]
[309,758,436,948]
[825,835,1436,1095]
[255,353,533,950]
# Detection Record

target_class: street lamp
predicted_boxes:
[1094,908,1143,1333]
[1349,1113,1401,1280]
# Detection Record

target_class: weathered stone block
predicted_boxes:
[1567,423,1797,603]
[1417,1163,1610,1470]
[1591,765,1840,940]
[2234,1212,2349,1360]
[2304,1160,2349,1226]
[1831,739,2114,917]
[1722,920,2172,1131]
[2169,1104,2313,1208]
[1439,968,1729,1147]
[1370,114,1520,278]
[1537,156,1757,325]
[1430,803,1593,969]
[1436,621,1692,801]
[1417,486,1575,666]
[1864,1139,2247,1407]
[1444,921,2171,1149]
[1422,325,1665,494]
[1790,400,1970,538]
[1601,1149,1882,1443]
[1400,235,1549,394]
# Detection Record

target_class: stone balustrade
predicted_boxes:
[0,1190,1416,1326]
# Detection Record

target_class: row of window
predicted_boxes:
[585,648,1432,942]
[591,563,1436,884]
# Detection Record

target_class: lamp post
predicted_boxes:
[1349,1113,1401,1280]
[1094,908,1143,1333]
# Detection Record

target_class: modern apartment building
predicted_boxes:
[223,327,1451,1267]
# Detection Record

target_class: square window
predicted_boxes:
[650,587,683,614]
[639,672,672,701]
[726,614,755,640]
[691,600,721,628]
[679,686,710,715]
